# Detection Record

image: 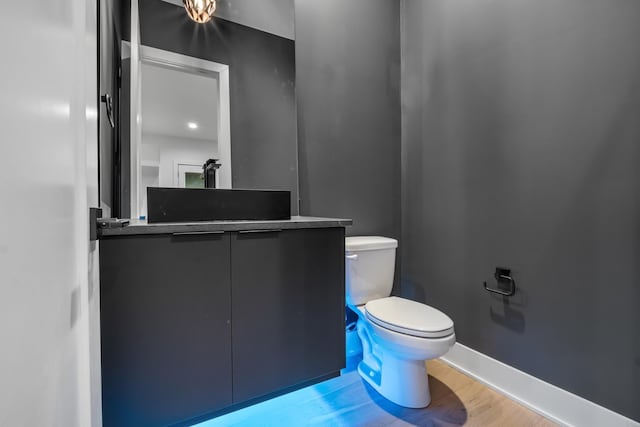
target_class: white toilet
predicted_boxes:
[345,236,455,408]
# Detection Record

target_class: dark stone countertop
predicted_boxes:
[99,216,353,237]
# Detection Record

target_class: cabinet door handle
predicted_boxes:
[172,231,225,236]
[238,229,282,234]
[346,254,358,260]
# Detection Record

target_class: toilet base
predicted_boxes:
[357,355,431,408]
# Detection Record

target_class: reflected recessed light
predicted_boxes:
[188,122,198,129]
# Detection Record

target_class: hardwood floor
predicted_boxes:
[197,359,557,427]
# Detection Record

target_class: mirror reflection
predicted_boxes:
[141,65,219,190]
[136,47,232,218]
[99,0,298,220]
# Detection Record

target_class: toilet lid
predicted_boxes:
[345,236,398,251]
[365,297,454,338]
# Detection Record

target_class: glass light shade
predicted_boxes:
[183,0,216,24]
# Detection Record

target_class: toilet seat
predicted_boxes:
[365,297,454,339]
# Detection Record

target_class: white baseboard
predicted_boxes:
[440,343,639,427]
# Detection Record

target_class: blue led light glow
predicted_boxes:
[193,372,361,427]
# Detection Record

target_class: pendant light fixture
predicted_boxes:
[183,0,217,24]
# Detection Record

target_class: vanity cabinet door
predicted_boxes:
[230,228,346,404]
[100,233,232,427]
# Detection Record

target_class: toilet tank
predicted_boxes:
[345,236,398,306]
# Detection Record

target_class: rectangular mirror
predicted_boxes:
[136,46,232,217]
[99,0,297,220]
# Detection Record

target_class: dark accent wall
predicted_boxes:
[99,0,129,216]
[295,0,402,241]
[401,0,640,421]
[119,58,131,219]
[139,0,298,214]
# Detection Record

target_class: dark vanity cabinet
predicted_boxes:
[100,227,345,427]
[231,228,345,403]
[100,233,233,427]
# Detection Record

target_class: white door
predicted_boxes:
[176,163,206,188]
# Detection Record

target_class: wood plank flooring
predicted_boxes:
[197,359,557,427]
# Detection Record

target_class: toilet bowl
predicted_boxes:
[345,236,455,408]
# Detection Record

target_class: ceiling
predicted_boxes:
[141,62,218,142]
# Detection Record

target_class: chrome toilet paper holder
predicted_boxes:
[484,267,516,297]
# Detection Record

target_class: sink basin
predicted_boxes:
[146,187,291,223]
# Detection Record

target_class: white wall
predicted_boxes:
[0,0,98,426]
[216,0,295,40]
[139,133,218,215]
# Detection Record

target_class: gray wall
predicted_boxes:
[401,0,640,421]
[295,0,401,241]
